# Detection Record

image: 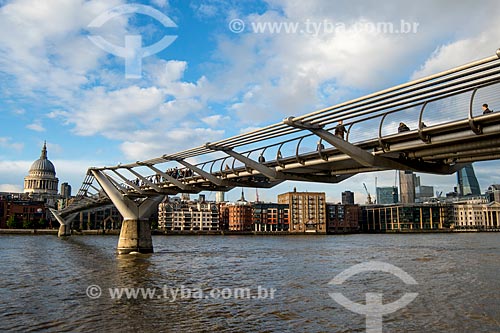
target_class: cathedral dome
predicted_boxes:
[29,142,56,175]
[24,141,59,196]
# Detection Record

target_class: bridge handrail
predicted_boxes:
[160,48,500,159]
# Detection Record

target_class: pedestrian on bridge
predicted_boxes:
[398,122,410,132]
[482,103,493,114]
[334,120,347,139]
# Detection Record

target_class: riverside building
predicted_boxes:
[158,199,219,231]
[252,203,289,232]
[362,203,448,232]
[278,189,326,233]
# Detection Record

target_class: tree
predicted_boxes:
[23,219,34,229]
[38,218,48,229]
[6,215,20,229]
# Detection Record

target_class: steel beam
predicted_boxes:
[206,143,280,180]
[281,172,354,183]
[143,164,201,192]
[175,159,237,188]
[283,117,452,173]
[127,167,162,192]
[111,169,145,194]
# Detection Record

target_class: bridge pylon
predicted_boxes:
[91,170,163,254]
[50,209,78,237]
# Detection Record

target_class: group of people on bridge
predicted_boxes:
[131,167,195,188]
[397,103,495,133]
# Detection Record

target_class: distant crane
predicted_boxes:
[363,183,373,204]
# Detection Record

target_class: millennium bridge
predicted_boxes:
[52,48,500,254]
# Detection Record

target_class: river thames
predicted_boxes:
[0,233,499,332]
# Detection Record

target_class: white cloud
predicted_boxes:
[120,126,224,160]
[201,114,230,127]
[192,3,217,18]
[0,184,23,193]
[0,137,24,152]
[12,109,25,115]
[150,0,169,8]
[0,0,126,99]
[412,31,500,79]
[69,85,165,137]
[26,121,45,132]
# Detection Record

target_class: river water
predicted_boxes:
[0,233,499,332]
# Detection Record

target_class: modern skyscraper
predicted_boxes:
[457,164,481,196]
[399,170,416,204]
[486,184,500,203]
[415,185,434,202]
[60,182,71,199]
[341,191,355,204]
[376,187,398,204]
[215,191,225,203]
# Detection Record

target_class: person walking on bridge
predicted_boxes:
[334,120,347,139]
[482,103,493,114]
[398,122,410,132]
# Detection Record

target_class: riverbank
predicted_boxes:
[1,228,498,235]
[0,229,58,235]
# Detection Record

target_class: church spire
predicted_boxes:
[238,188,246,202]
[40,141,47,160]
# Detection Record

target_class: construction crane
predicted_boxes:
[363,183,373,204]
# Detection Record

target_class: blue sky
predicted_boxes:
[1,0,500,203]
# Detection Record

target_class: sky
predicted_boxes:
[1,0,500,203]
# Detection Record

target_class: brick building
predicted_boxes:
[326,204,360,234]
[278,189,326,233]
[252,203,289,232]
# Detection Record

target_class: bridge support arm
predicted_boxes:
[111,169,145,194]
[284,117,421,170]
[144,164,199,192]
[175,159,235,187]
[206,144,280,180]
[49,209,77,237]
[126,167,162,192]
[282,173,354,183]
